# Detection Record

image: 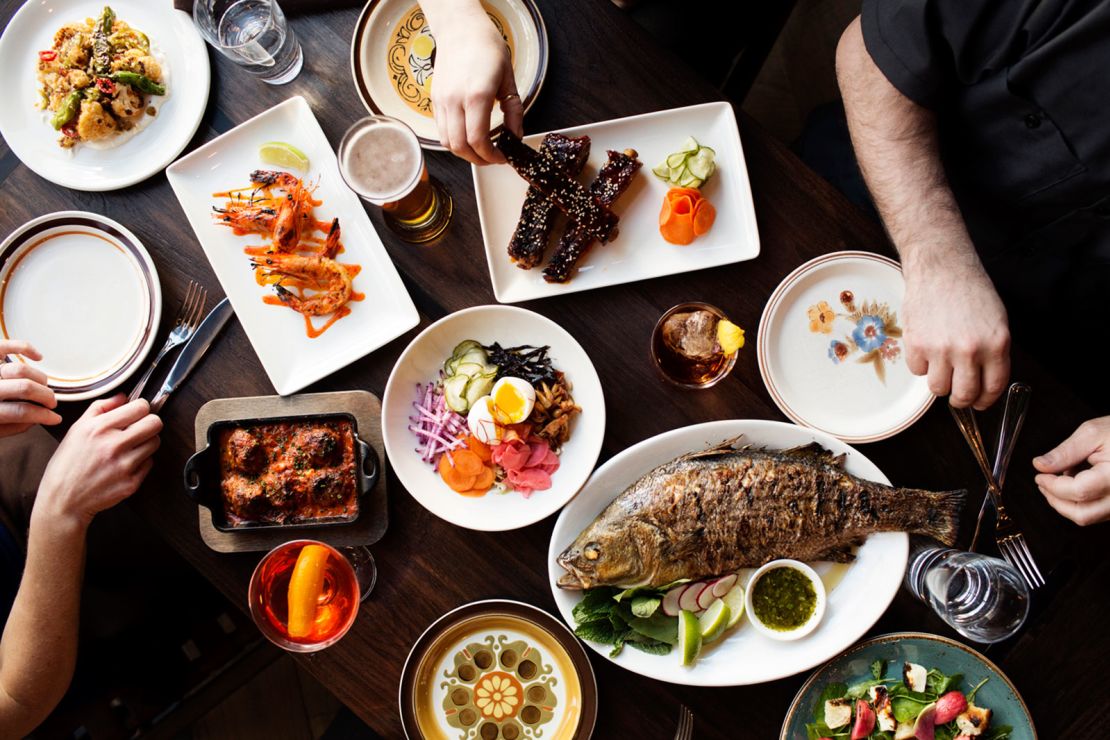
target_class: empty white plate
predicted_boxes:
[0,211,162,401]
[472,101,761,303]
[0,0,210,191]
[758,251,934,443]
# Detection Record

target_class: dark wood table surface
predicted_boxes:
[2,1,1107,737]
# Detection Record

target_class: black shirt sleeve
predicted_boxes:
[860,0,1035,109]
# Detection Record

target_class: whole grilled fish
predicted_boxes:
[556,439,965,590]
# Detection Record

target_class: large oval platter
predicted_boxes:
[547,419,909,686]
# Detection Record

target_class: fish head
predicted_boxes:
[556,517,654,590]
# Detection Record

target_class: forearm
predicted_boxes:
[0,508,85,736]
[836,19,982,279]
[419,0,486,27]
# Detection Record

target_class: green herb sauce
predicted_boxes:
[751,567,817,630]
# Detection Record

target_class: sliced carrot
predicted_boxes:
[659,195,673,227]
[471,465,496,491]
[450,449,485,477]
[455,487,488,497]
[439,452,478,492]
[666,187,702,203]
[670,194,695,216]
[464,434,492,462]
[659,192,697,245]
[692,198,717,236]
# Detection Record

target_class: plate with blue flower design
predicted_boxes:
[757,251,934,443]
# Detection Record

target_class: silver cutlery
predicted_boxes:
[149,298,235,413]
[970,383,1031,550]
[129,281,207,402]
[673,705,693,740]
[949,401,1044,590]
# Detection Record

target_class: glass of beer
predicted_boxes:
[248,540,375,652]
[338,116,453,244]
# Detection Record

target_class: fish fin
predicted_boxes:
[812,543,860,563]
[678,435,746,462]
[777,442,845,468]
[912,489,967,546]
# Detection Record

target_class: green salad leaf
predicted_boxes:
[871,659,886,681]
[630,594,662,618]
[571,586,676,657]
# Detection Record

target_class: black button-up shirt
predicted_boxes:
[861,0,1110,263]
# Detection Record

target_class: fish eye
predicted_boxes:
[584,543,601,561]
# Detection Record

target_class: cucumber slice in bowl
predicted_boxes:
[464,375,495,406]
[443,374,471,413]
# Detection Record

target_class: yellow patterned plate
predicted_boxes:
[350,0,547,150]
[400,600,597,740]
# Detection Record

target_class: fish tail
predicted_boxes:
[911,489,966,546]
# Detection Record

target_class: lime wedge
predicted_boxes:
[259,141,310,171]
[722,582,745,629]
[678,609,703,666]
[698,598,731,643]
[717,319,745,355]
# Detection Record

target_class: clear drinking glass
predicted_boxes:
[248,540,376,652]
[192,0,303,85]
[337,116,454,243]
[906,539,1030,644]
[650,302,739,388]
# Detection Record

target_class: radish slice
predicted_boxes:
[662,585,685,617]
[696,584,718,611]
[678,582,705,612]
[711,574,738,599]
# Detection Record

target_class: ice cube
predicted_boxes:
[662,310,719,360]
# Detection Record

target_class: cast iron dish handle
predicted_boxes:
[357,438,380,494]
[183,447,209,504]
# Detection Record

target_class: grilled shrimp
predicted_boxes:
[251,254,353,316]
[250,170,317,251]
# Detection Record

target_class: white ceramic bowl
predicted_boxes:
[744,559,827,641]
[381,305,605,531]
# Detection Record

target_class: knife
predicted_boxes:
[149,298,235,413]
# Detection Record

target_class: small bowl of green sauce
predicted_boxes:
[744,559,826,641]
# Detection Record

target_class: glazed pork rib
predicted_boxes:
[495,130,619,245]
[543,148,642,283]
[508,133,591,269]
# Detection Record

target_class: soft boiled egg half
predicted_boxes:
[466,377,536,444]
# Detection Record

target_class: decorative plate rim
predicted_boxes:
[398,598,598,740]
[349,0,549,150]
[778,630,1038,740]
[757,250,935,444]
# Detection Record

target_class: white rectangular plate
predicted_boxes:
[167,97,419,395]
[472,101,760,303]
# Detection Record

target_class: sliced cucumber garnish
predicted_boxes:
[654,136,717,189]
[443,375,470,413]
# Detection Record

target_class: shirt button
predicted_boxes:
[1025,113,1042,129]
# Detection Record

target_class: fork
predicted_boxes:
[128,281,207,402]
[673,705,693,740]
[970,383,1031,550]
[949,403,1045,589]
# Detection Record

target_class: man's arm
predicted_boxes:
[836,17,1010,410]
[0,395,161,736]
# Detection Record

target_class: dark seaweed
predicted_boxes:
[482,343,559,386]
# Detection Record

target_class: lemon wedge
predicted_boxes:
[717,319,745,355]
[259,141,310,171]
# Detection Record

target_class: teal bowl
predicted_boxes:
[780,632,1036,739]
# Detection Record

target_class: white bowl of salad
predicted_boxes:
[382,305,605,531]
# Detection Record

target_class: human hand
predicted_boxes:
[429,5,522,165]
[902,260,1010,410]
[1033,417,1110,526]
[34,394,162,530]
[0,339,62,438]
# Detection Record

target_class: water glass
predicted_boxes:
[906,539,1030,644]
[193,0,303,85]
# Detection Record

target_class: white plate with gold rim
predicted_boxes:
[547,419,908,687]
[399,600,597,740]
[758,251,935,443]
[0,211,161,401]
[350,0,547,150]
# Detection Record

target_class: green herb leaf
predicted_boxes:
[926,668,960,696]
[967,676,989,703]
[983,725,1013,740]
[572,588,618,624]
[630,595,662,618]
[625,638,672,655]
[573,618,619,644]
[871,659,886,681]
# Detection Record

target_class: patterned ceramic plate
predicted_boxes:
[0,211,161,401]
[399,600,597,740]
[779,632,1037,739]
[758,251,934,443]
[350,0,547,150]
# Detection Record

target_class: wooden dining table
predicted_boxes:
[1,0,1107,737]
